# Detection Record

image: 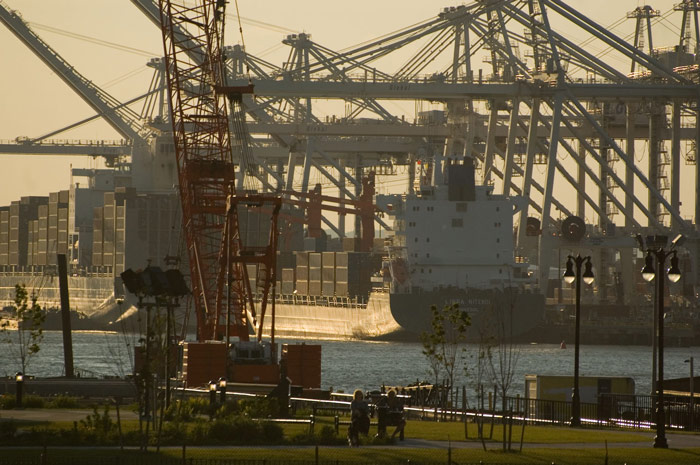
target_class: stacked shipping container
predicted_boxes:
[290,251,374,298]
[295,251,309,295]
[92,188,179,274]
[0,207,8,265]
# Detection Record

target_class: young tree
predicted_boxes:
[483,289,521,451]
[421,303,471,409]
[0,284,45,373]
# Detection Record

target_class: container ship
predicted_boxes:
[0,159,545,341]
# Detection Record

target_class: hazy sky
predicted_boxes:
[0,1,684,211]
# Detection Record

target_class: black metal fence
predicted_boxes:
[500,393,699,431]
[391,387,699,432]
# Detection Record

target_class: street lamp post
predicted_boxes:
[15,372,24,409]
[641,236,682,449]
[686,357,694,431]
[563,255,594,427]
[209,380,217,406]
[219,377,227,404]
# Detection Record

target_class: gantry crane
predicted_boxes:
[0,2,176,191]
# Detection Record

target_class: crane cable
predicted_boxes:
[233,0,251,81]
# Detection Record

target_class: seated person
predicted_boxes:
[348,389,370,446]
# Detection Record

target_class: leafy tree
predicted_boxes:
[1,284,45,373]
[421,303,471,407]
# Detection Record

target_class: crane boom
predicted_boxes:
[0,1,145,143]
[159,0,281,342]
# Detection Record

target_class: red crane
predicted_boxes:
[158,0,279,343]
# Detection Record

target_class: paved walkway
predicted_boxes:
[397,432,700,450]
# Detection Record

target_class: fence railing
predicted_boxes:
[407,389,700,432]
[503,393,699,431]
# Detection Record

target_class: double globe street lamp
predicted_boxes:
[639,235,682,449]
[563,255,594,427]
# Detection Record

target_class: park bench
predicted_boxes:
[254,415,316,433]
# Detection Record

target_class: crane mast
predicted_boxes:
[159,0,275,342]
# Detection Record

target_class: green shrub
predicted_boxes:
[186,397,210,416]
[48,395,80,409]
[0,420,17,440]
[163,400,196,422]
[22,395,44,408]
[289,425,345,446]
[289,429,316,444]
[159,421,186,444]
[79,405,115,442]
[189,420,210,445]
[216,399,239,418]
[260,421,284,443]
[209,416,259,443]
[239,397,278,418]
[0,395,15,409]
[317,425,339,444]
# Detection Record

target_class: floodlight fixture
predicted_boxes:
[642,253,655,282]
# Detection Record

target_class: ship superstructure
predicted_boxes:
[393,171,529,291]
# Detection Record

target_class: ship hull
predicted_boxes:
[1,273,543,342]
[261,287,545,342]
[260,291,407,340]
[0,273,114,316]
[389,287,545,341]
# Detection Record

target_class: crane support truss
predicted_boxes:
[159,0,277,342]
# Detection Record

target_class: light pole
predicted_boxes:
[563,254,594,427]
[209,380,217,406]
[15,372,24,409]
[218,377,227,404]
[686,357,694,431]
[640,235,682,449]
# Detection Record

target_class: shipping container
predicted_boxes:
[322,267,335,282]
[309,267,321,281]
[0,209,9,265]
[335,282,349,296]
[322,252,335,268]
[309,252,322,268]
[322,281,335,296]
[281,268,295,284]
[282,344,322,389]
[309,281,322,296]
[295,251,309,267]
[336,267,348,282]
[181,342,228,388]
[281,281,294,294]
[295,279,308,295]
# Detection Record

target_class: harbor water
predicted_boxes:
[0,331,698,397]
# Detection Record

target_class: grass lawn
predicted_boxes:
[0,414,656,446]
[312,416,650,444]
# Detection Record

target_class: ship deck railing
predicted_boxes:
[0,265,114,278]
[256,293,370,309]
